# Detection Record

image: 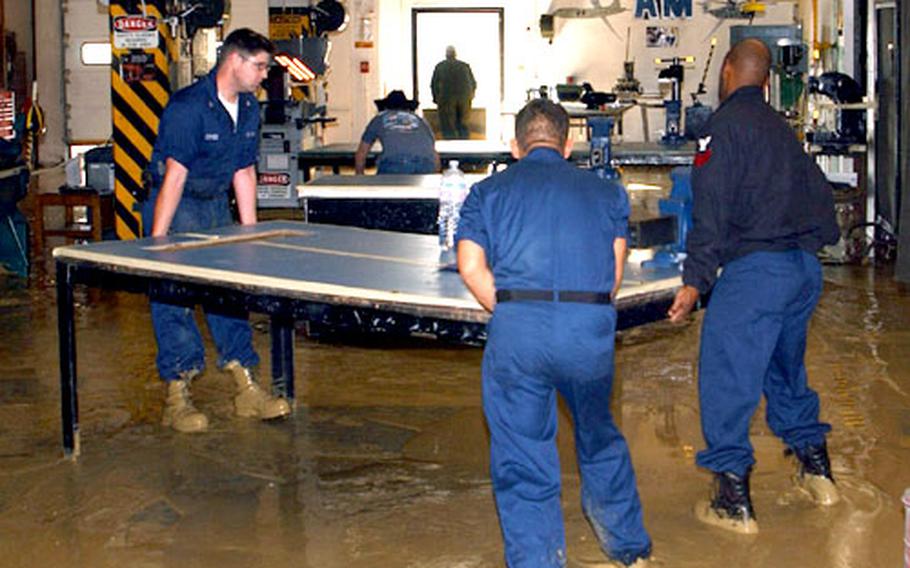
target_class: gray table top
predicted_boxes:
[54,221,680,322]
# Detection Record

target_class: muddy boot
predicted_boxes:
[789,441,840,506]
[224,361,290,420]
[569,555,650,567]
[607,556,650,567]
[161,373,208,433]
[694,470,759,535]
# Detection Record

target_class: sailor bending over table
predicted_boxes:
[455,98,652,567]
[142,28,290,433]
[355,90,439,175]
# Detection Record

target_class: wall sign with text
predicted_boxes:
[635,0,693,19]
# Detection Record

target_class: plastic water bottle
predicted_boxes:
[438,160,467,266]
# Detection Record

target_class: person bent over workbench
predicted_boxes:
[355,90,439,175]
[143,28,290,433]
[668,39,842,535]
[457,99,651,567]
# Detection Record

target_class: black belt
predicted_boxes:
[496,289,612,305]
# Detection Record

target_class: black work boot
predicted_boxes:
[694,470,759,534]
[789,441,840,506]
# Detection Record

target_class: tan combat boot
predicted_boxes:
[224,361,291,420]
[161,373,209,433]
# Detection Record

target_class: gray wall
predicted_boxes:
[35,0,66,166]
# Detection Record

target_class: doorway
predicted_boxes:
[411,8,504,141]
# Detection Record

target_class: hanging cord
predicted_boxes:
[22,80,45,170]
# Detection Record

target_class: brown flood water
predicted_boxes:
[0,254,907,567]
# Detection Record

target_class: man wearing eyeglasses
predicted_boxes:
[143,28,290,434]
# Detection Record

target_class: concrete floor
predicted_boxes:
[1,173,908,567]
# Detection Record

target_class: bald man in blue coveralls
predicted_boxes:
[669,39,841,535]
[457,99,651,568]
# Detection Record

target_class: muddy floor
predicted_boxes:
[1,184,909,567]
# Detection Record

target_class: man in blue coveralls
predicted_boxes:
[457,99,651,567]
[354,90,439,175]
[144,28,290,433]
[668,39,842,534]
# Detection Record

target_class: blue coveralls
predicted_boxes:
[457,148,651,568]
[142,68,261,381]
[685,86,841,476]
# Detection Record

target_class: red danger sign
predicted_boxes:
[259,172,291,186]
[113,16,157,32]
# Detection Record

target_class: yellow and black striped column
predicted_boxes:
[109,0,174,239]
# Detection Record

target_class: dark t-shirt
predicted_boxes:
[361,110,436,163]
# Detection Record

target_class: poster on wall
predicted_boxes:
[121,52,157,84]
[646,26,679,47]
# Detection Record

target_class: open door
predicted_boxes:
[412,8,504,141]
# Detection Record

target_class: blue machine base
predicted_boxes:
[642,249,685,270]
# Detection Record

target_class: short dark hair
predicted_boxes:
[219,28,275,64]
[515,99,569,152]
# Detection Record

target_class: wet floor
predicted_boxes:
[2,181,909,567]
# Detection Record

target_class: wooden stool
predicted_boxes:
[35,190,114,252]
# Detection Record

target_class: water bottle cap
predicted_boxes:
[449,160,459,169]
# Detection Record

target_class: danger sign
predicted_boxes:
[258,172,291,186]
[113,15,158,49]
[113,15,157,32]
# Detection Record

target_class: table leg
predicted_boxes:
[270,315,295,405]
[57,261,80,458]
[641,105,650,143]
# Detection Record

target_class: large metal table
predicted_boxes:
[298,140,695,180]
[53,221,680,457]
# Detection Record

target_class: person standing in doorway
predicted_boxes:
[457,99,651,567]
[668,39,842,534]
[143,28,291,433]
[431,46,476,139]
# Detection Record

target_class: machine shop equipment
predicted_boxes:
[587,117,619,180]
[614,28,642,101]
[730,25,808,121]
[656,56,695,146]
[643,166,693,270]
[806,72,866,151]
[684,38,717,140]
[580,83,617,109]
[258,0,345,208]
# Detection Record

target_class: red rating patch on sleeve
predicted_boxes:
[694,135,712,167]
